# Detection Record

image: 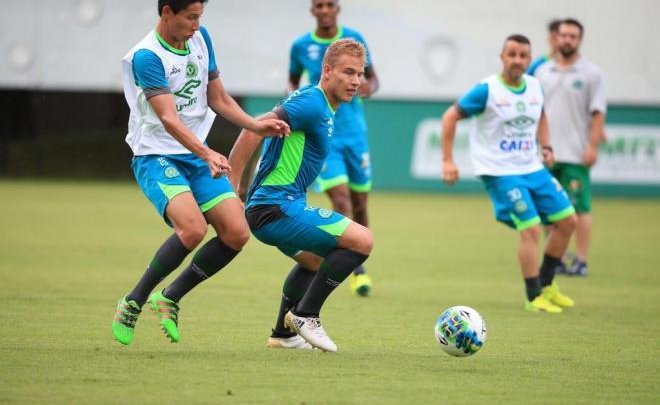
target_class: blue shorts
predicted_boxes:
[245,199,351,257]
[481,169,575,231]
[132,154,236,226]
[314,132,372,193]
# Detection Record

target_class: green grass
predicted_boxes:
[1,180,659,404]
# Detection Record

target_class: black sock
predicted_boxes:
[524,276,542,301]
[540,254,562,287]
[126,234,190,307]
[272,264,315,338]
[295,249,369,316]
[352,265,366,275]
[162,237,239,302]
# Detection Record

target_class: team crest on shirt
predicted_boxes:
[572,79,584,90]
[164,167,180,178]
[516,101,526,112]
[186,62,198,78]
[307,44,321,61]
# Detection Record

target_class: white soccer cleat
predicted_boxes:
[284,311,338,353]
[266,335,313,350]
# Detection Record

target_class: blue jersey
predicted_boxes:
[247,85,335,207]
[289,26,371,137]
[527,54,550,76]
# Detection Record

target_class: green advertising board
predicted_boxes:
[245,97,660,197]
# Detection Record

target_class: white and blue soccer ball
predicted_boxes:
[434,306,487,357]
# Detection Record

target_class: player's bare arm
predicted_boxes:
[537,111,555,167]
[288,72,302,93]
[148,93,230,178]
[440,105,464,185]
[583,111,605,167]
[207,78,290,136]
[228,112,282,191]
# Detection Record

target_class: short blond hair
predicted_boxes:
[322,38,366,67]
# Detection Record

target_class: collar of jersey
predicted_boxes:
[155,31,190,56]
[497,74,526,94]
[310,25,344,44]
[315,86,336,114]
[550,56,583,72]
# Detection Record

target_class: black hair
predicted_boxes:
[561,18,584,37]
[548,19,562,33]
[505,34,531,46]
[158,0,208,16]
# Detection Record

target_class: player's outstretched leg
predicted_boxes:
[112,296,142,345]
[112,233,191,345]
[288,226,372,351]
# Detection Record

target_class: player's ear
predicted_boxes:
[162,5,174,18]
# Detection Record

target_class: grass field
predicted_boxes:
[1,180,659,404]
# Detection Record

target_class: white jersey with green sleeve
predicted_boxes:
[122,28,218,156]
[456,74,545,176]
[534,57,607,164]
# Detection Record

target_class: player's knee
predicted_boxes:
[178,224,207,248]
[221,224,250,250]
[354,227,373,255]
[557,214,578,234]
[520,225,541,243]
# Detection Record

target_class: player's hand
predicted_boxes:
[582,144,598,167]
[542,147,555,167]
[357,79,373,98]
[442,161,459,185]
[202,149,231,178]
[253,119,290,137]
[455,329,483,355]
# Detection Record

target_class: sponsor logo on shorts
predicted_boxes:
[318,208,333,219]
[514,200,528,214]
[164,167,180,178]
[569,179,581,191]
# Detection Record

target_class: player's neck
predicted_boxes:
[557,52,579,67]
[319,83,340,111]
[500,72,524,88]
[315,26,339,39]
[156,24,186,51]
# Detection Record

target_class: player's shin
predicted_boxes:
[162,237,239,302]
[127,233,190,307]
[272,264,316,337]
[295,249,369,316]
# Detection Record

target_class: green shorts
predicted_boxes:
[550,163,591,213]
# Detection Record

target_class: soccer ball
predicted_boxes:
[434,306,487,357]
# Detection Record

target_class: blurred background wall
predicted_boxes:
[1,0,659,195]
